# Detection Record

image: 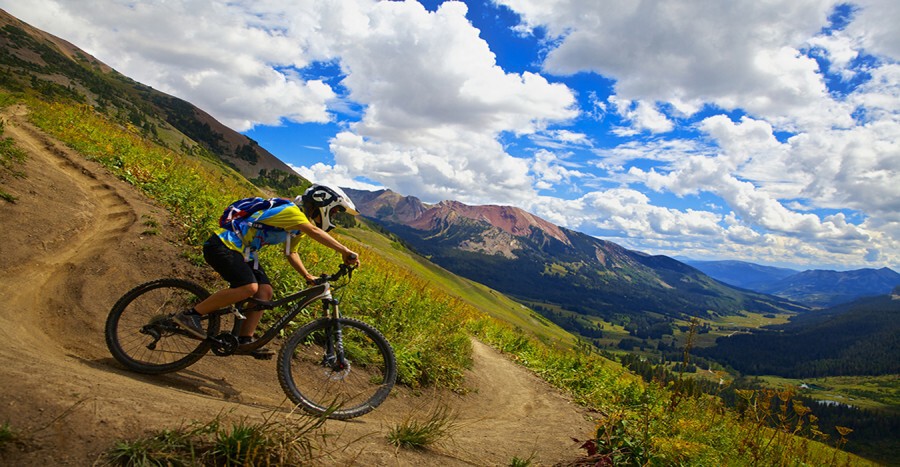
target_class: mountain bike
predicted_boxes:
[104,264,397,420]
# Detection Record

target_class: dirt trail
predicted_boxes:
[0,107,595,466]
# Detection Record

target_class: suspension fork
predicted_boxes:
[323,297,348,370]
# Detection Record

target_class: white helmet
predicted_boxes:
[296,184,358,231]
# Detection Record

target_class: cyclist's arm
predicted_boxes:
[294,222,361,267]
[286,251,317,284]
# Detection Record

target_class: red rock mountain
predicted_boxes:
[346,188,571,259]
[409,200,571,246]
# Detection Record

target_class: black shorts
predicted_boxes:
[202,234,271,288]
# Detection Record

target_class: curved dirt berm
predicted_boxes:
[0,106,595,466]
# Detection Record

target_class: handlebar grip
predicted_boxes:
[348,253,358,261]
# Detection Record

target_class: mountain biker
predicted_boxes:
[173,184,360,356]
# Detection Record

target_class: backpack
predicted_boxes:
[219,197,292,234]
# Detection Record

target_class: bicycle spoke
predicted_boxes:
[106,279,215,374]
[279,318,396,419]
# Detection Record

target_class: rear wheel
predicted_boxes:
[105,279,219,374]
[277,318,397,420]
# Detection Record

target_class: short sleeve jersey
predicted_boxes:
[215,202,309,257]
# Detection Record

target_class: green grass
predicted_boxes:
[509,454,535,466]
[344,225,577,348]
[650,311,793,350]
[140,215,161,236]
[104,411,327,466]
[387,403,457,450]
[0,422,17,447]
[0,118,28,202]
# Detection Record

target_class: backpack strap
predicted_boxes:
[285,232,299,256]
[241,220,293,269]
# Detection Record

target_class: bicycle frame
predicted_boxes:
[208,282,341,354]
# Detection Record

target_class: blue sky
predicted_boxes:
[4,0,899,271]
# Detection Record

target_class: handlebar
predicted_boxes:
[314,263,356,285]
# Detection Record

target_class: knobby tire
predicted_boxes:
[105,278,219,374]
[277,317,397,420]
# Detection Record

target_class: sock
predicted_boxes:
[184,308,199,316]
[238,336,253,344]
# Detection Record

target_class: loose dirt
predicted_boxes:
[0,106,596,466]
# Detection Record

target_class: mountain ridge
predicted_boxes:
[345,188,809,340]
[0,8,297,183]
[686,259,900,307]
[755,267,900,307]
[683,259,800,290]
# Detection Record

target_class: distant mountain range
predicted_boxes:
[685,260,900,308]
[681,260,799,290]
[346,189,807,338]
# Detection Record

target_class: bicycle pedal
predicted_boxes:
[236,347,275,360]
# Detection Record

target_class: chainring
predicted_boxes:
[210,333,239,356]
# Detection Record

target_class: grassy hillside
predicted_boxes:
[343,222,577,348]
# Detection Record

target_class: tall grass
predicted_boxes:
[387,403,458,449]
[104,411,328,466]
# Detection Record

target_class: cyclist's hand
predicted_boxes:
[304,274,317,286]
[343,251,360,267]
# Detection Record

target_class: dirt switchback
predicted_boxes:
[0,106,595,466]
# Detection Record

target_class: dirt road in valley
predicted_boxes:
[0,106,595,466]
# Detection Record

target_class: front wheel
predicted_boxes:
[105,279,219,374]
[277,318,397,420]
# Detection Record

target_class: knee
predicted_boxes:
[256,284,274,301]
[237,283,259,299]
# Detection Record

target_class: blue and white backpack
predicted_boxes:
[219,197,296,266]
[219,197,291,233]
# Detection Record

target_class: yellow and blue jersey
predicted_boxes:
[215,202,309,261]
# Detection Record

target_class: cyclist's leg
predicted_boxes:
[194,235,259,315]
[172,239,259,339]
[234,268,276,358]
[175,236,260,337]
[239,266,272,337]
[193,284,257,314]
